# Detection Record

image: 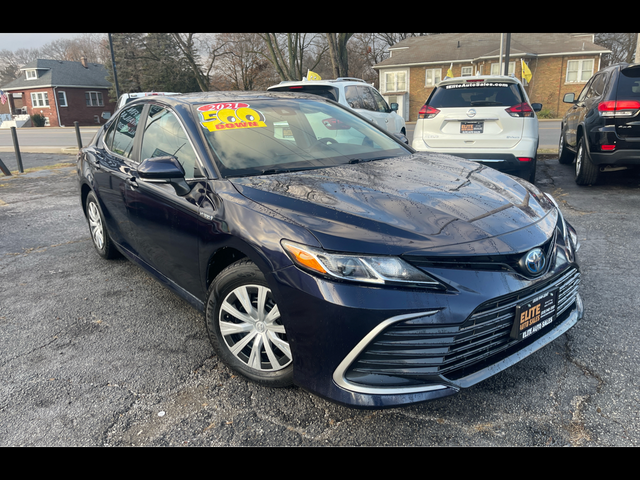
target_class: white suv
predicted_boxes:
[412,75,542,183]
[268,78,407,140]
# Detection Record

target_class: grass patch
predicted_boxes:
[9,162,75,175]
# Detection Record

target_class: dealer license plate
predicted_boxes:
[461,121,483,134]
[510,290,558,340]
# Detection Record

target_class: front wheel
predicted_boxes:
[205,260,293,387]
[558,130,575,165]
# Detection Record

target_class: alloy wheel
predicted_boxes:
[88,201,104,250]
[218,284,292,372]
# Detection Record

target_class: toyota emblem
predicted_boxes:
[524,248,545,275]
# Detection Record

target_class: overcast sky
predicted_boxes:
[0,33,83,52]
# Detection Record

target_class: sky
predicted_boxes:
[0,33,83,52]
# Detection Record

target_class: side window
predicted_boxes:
[368,87,390,113]
[140,106,203,178]
[590,73,608,97]
[357,86,377,112]
[105,105,143,159]
[344,86,363,109]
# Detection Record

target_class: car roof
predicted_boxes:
[437,75,523,86]
[123,90,332,108]
[268,78,370,89]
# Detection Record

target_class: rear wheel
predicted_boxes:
[85,191,119,259]
[575,136,599,185]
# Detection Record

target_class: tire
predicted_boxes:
[575,136,600,186]
[85,191,119,259]
[558,130,575,165]
[528,157,537,184]
[205,259,293,387]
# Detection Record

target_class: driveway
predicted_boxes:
[1,154,639,446]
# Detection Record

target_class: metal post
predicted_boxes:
[0,157,11,176]
[74,121,83,149]
[10,126,23,173]
[109,33,121,101]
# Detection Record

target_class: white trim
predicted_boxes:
[30,91,50,108]
[566,58,594,83]
[57,90,68,107]
[85,91,104,107]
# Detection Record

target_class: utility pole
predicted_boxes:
[503,33,511,75]
[636,33,640,63]
[108,33,121,101]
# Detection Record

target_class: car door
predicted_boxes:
[564,75,600,148]
[345,85,396,133]
[125,104,208,298]
[90,104,144,253]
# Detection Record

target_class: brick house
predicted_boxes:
[0,58,116,127]
[373,33,611,122]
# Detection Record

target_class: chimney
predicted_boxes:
[81,57,87,68]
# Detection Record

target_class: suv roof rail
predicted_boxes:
[335,77,366,83]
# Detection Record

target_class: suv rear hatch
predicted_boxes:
[418,79,530,149]
[613,64,640,140]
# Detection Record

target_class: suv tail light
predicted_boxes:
[419,105,440,119]
[505,102,535,118]
[598,100,640,117]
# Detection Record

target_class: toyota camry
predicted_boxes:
[77,91,583,408]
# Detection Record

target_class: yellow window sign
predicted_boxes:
[198,102,267,132]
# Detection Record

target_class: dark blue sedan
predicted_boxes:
[77,91,583,408]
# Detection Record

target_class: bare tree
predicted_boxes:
[595,33,638,66]
[326,33,353,78]
[214,33,276,90]
[259,33,326,81]
[171,33,228,91]
[0,48,41,84]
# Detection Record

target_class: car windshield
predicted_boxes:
[194,98,410,178]
[428,82,523,108]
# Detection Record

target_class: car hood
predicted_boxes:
[229,153,557,256]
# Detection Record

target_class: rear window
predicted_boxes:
[618,66,640,99]
[427,82,523,108]
[269,85,340,102]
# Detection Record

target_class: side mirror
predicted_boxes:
[138,156,191,196]
[390,103,399,112]
[563,93,576,104]
[531,103,542,112]
[393,133,409,145]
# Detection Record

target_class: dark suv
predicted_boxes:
[558,62,640,185]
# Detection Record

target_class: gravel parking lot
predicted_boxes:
[1,152,639,446]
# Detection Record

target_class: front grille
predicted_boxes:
[344,268,580,387]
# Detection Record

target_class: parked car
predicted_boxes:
[558,62,640,185]
[77,91,582,409]
[116,91,180,111]
[267,78,407,141]
[412,75,542,184]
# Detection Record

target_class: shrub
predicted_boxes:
[536,108,557,119]
[30,113,46,127]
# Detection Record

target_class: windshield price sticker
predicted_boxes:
[461,121,483,134]
[198,103,267,132]
[510,289,558,340]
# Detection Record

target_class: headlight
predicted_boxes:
[545,193,580,253]
[281,240,443,288]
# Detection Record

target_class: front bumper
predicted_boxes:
[270,251,582,408]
